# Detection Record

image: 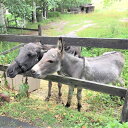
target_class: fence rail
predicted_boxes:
[0,34,128,49]
[0,65,126,98]
[7,26,38,31]
[6,24,43,36]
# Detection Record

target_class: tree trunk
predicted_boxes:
[43,7,47,19]
[60,3,64,13]
[0,3,6,33]
[42,2,47,20]
[42,6,46,19]
[32,0,37,23]
[46,6,48,18]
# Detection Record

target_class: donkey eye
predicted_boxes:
[47,60,54,63]
[27,52,37,57]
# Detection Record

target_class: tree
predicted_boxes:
[5,0,32,26]
[32,0,37,23]
[0,2,6,33]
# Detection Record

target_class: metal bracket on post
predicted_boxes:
[121,89,128,123]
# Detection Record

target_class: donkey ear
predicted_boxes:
[40,49,47,54]
[57,37,64,53]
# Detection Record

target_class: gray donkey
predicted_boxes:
[31,38,125,111]
[7,42,81,101]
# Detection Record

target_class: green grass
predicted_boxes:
[77,11,128,38]
[0,97,124,128]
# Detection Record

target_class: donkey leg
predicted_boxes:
[65,86,74,108]
[117,77,125,100]
[57,82,63,103]
[45,80,52,101]
[58,82,62,98]
[111,77,125,100]
[77,88,82,112]
[57,71,63,100]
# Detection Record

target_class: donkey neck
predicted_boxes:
[60,52,83,78]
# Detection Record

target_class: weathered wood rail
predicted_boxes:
[7,26,38,31]
[0,65,127,98]
[6,24,43,36]
[0,34,128,122]
[0,34,128,49]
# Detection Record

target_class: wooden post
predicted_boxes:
[7,18,9,27]
[38,24,43,36]
[121,89,128,122]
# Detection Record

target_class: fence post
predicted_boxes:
[7,18,9,26]
[121,89,128,122]
[38,24,43,36]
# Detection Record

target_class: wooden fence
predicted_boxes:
[0,34,128,122]
[6,24,43,36]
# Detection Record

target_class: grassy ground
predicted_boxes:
[0,83,124,128]
[1,1,128,128]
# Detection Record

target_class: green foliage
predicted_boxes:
[103,0,112,7]
[0,42,19,64]
[5,0,32,20]
[60,0,91,8]
[19,84,29,95]
[105,120,128,128]
[5,14,22,27]
[48,11,61,18]
[47,0,61,10]
[15,84,29,100]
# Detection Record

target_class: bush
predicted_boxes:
[105,120,128,128]
[48,11,61,18]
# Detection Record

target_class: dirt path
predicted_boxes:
[62,23,96,37]
[25,20,96,38]
[49,21,69,31]
[120,18,128,22]
[45,20,96,37]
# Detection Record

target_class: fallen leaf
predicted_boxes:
[82,126,86,128]
[47,126,52,128]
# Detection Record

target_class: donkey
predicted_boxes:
[31,38,125,111]
[7,43,44,78]
[7,42,81,101]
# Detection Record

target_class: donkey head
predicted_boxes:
[7,42,46,78]
[31,38,64,78]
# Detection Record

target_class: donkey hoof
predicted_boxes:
[77,107,81,112]
[65,103,70,108]
[77,104,82,112]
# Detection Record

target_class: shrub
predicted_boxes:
[105,120,128,128]
[48,11,61,18]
